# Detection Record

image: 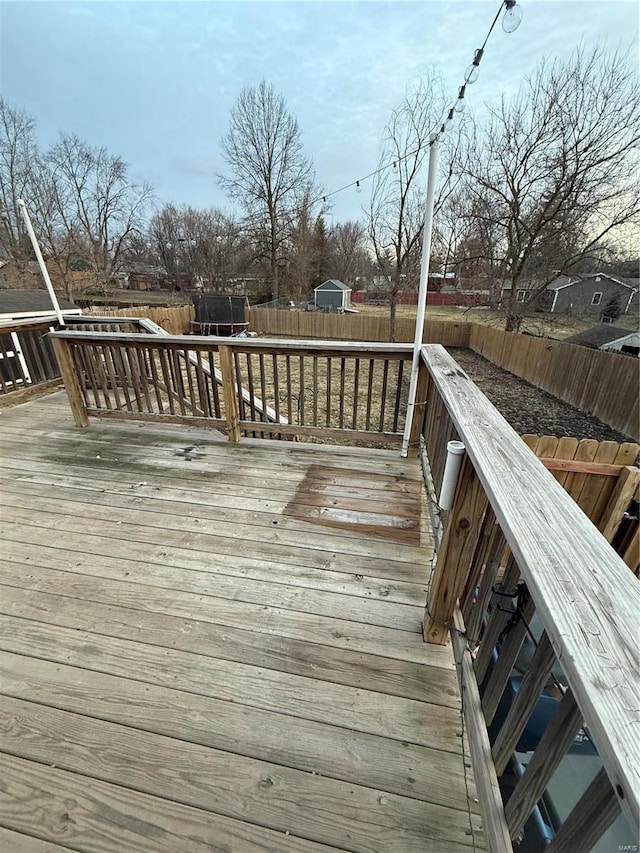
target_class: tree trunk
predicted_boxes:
[271,250,279,302]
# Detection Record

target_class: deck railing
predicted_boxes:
[48,326,640,852]
[48,328,416,446]
[417,344,639,853]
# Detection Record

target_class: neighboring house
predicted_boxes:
[314,280,352,311]
[565,325,640,358]
[0,290,81,322]
[503,273,637,318]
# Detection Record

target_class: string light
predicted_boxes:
[502,0,524,33]
[465,48,484,84]
[313,0,523,206]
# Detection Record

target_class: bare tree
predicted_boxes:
[367,74,464,340]
[149,203,249,291]
[465,46,640,330]
[0,98,40,261]
[328,221,369,285]
[219,80,315,301]
[46,134,152,280]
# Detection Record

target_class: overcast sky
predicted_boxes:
[0,0,637,223]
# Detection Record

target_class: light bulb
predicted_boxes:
[355,181,362,194]
[465,63,480,84]
[455,98,466,113]
[502,0,523,33]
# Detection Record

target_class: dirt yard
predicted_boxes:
[447,347,633,443]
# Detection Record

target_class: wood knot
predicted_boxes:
[458,519,470,531]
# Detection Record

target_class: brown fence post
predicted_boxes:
[50,336,89,428]
[218,344,241,442]
[424,454,488,644]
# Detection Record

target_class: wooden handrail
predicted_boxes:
[48,329,414,357]
[420,344,640,834]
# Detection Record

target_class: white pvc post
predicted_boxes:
[401,136,440,457]
[439,440,466,510]
[17,198,65,326]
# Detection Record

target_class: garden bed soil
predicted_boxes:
[447,347,633,443]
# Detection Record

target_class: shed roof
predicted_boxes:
[565,324,638,349]
[314,279,351,292]
[0,289,78,316]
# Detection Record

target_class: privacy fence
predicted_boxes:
[5,304,639,440]
[247,308,639,440]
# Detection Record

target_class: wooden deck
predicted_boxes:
[0,392,483,852]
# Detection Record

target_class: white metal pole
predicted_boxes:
[17,198,65,326]
[401,136,440,457]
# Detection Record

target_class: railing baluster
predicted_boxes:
[103,345,123,411]
[325,357,332,427]
[124,346,144,411]
[93,345,113,409]
[259,353,268,430]
[465,527,508,647]
[392,359,404,432]
[299,355,305,426]
[473,555,520,683]
[218,345,240,442]
[545,767,620,853]
[365,358,374,431]
[157,347,175,415]
[233,351,245,422]
[147,349,165,413]
[338,357,346,429]
[208,351,221,418]
[285,355,293,423]
[76,345,100,408]
[245,352,257,427]
[182,348,198,414]
[312,356,318,426]
[492,631,556,775]
[482,591,536,725]
[272,354,280,428]
[379,359,389,431]
[461,506,497,624]
[352,357,360,429]
[505,689,583,841]
[195,349,211,417]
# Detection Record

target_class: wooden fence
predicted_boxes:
[245,307,470,346]
[469,324,640,440]
[86,305,194,336]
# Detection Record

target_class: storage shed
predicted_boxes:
[314,280,351,311]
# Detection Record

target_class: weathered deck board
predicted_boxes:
[0,392,483,851]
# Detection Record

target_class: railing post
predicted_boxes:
[50,336,89,428]
[423,455,488,644]
[218,344,241,442]
[406,357,429,458]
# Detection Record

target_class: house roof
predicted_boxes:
[314,279,351,292]
[547,273,637,291]
[0,289,78,316]
[564,324,638,349]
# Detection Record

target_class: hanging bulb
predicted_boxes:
[502,0,523,33]
[322,196,327,203]
[440,123,446,134]
[447,108,455,121]
[392,161,397,170]
[355,181,362,194]
[455,85,466,112]
[465,48,484,84]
